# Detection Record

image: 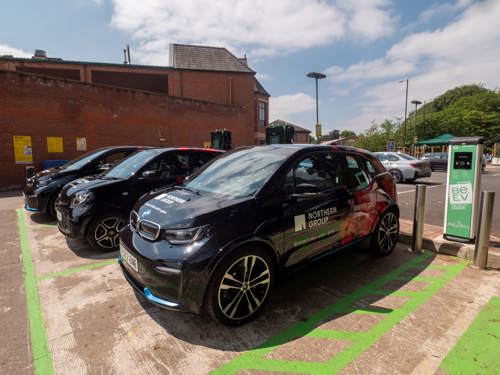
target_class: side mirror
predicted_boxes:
[292,183,321,198]
[98,163,113,172]
[141,170,159,179]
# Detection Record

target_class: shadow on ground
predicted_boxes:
[134,244,435,352]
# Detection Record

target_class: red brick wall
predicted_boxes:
[0,71,254,188]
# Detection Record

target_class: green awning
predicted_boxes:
[416,133,455,145]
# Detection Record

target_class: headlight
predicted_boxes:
[71,190,94,207]
[163,225,210,245]
[36,179,51,187]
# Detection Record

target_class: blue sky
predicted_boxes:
[2,0,499,135]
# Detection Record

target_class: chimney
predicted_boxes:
[33,49,47,59]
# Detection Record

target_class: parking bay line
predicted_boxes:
[38,258,118,281]
[16,208,54,375]
[397,184,443,195]
[211,252,466,375]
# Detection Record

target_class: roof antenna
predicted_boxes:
[123,48,128,64]
[127,44,131,64]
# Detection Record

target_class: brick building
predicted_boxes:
[0,44,270,188]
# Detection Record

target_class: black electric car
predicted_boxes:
[56,147,223,251]
[24,146,143,217]
[119,144,399,325]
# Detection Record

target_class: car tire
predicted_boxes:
[47,194,58,219]
[206,246,274,326]
[390,169,403,183]
[371,209,399,256]
[86,212,126,251]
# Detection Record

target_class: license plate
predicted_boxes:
[56,210,62,221]
[120,243,138,273]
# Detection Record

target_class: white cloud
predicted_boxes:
[270,93,316,122]
[256,73,272,81]
[331,0,500,131]
[0,43,31,58]
[109,0,396,64]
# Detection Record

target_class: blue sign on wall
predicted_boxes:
[387,140,395,151]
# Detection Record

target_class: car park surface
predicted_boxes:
[2,198,499,374]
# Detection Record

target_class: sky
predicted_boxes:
[1,0,499,135]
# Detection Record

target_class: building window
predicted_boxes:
[259,101,267,127]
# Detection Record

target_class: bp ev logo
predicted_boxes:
[294,214,306,232]
[450,183,473,205]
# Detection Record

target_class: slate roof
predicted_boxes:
[269,119,311,133]
[254,78,270,96]
[169,44,254,73]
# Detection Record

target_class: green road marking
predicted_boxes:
[17,209,54,375]
[212,252,467,375]
[38,258,118,281]
[440,296,500,375]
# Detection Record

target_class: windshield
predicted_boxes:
[60,149,109,172]
[104,149,159,179]
[398,153,417,160]
[185,147,291,197]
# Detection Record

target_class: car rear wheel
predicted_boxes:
[86,213,126,251]
[371,209,399,256]
[390,169,403,183]
[206,247,274,325]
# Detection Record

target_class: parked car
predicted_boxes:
[374,152,431,182]
[421,152,448,171]
[56,147,223,251]
[24,146,144,217]
[119,144,399,325]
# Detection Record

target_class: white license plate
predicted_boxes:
[56,210,62,221]
[120,243,138,273]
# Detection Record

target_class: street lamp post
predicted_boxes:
[400,79,409,150]
[307,72,326,142]
[411,99,422,156]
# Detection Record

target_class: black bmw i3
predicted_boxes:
[119,144,399,325]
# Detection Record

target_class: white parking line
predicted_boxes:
[397,184,443,195]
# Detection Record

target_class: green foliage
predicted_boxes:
[352,84,500,151]
[340,130,356,138]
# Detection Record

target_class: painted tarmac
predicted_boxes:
[2,200,500,374]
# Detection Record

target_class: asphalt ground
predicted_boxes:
[397,167,500,237]
[1,193,499,374]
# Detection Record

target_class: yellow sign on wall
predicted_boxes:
[13,135,33,164]
[203,141,212,148]
[47,137,64,153]
[76,137,87,151]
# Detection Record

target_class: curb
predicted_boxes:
[399,231,500,270]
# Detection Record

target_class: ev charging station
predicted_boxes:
[444,136,484,243]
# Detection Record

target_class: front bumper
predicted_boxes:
[24,191,50,213]
[119,258,180,310]
[56,203,92,239]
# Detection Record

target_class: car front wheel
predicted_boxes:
[86,213,126,251]
[372,210,399,255]
[390,169,403,183]
[206,247,274,325]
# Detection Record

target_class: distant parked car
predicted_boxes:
[24,146,145,217]
[421,152,448,171]
[374,152,432,183]
[56,147,223,251]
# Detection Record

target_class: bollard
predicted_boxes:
[409,184,426,253]
[473,191,495,269]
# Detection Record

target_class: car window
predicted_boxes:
[103,151,129,164]
[343,155,370,191]
[147,152,190,181]
[284,152,343,195]
[388,155,399,162]
[397,153,416,160]
[190,151,219,173]
[376,154,388,162]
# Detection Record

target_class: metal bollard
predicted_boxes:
[409,184,426,253]
[473,191,495,269]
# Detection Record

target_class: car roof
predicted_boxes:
[235,144,374,157]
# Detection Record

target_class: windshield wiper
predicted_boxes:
[174,185,201,196]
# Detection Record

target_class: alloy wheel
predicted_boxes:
[377,212,398,253]
[217,255,271,321]
[94,217,125,249]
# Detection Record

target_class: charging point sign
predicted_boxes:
[444,138,483,242]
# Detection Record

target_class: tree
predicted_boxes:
[340,130,356,138]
